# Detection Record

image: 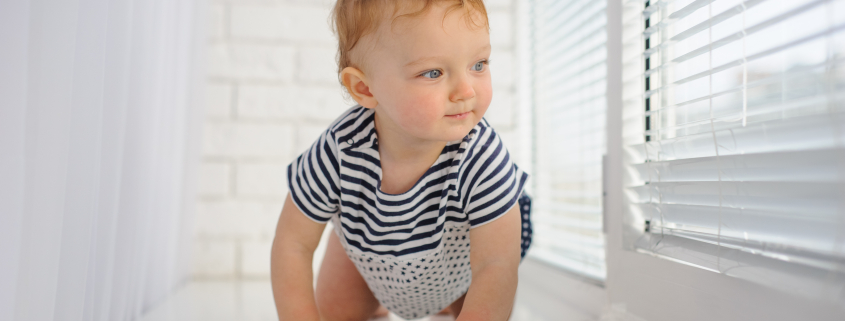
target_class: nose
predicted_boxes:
[449,74,476,102]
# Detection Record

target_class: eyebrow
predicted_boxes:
[404,56,447,68]
[404,44,492,68]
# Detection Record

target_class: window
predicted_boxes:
[622,0,845,297]
[530,0,609,282]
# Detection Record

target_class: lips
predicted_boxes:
[445,111,471,119]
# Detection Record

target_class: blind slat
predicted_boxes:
[531,0,608,281]
[623,0,845,299]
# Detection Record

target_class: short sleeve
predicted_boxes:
[287,129,341,223]
[464,127,529,228]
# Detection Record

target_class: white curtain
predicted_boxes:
[0,0,204,320]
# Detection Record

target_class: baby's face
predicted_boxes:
[363,3,492,143]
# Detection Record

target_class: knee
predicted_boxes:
[315,288,344,320]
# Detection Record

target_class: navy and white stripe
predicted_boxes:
[287,106,528,258]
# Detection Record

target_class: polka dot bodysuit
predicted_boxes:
[288,106,532,319]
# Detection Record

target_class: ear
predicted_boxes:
[340,67,378,109]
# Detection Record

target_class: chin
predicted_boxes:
[439,125,476,142]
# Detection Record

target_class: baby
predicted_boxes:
[270,1,531,320]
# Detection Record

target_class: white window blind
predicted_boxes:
[531,0,609,282]
[621,0,845,297]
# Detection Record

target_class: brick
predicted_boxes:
[298,86,357,120]
[490,49,514,89]
[211,0,283,2]
[208,43,295,81]
[485,91,514,129]
[213,0,284,2]
[485,0,512,10]
[240,282,277,320]
[236,163,289,198]
[237,85,301,120]
[296,124,329,154]
[199,162,231,197]
[192,239,236,277]
[195,200,283,239]
[206,82,233,118]
[237,85,351,122]
[209,4,226,40]
[489,11,513,47]
[286,0,335,6]
[203,122,295,160]
[299,88,354,120]
[230,5,335,44]
[297,46,339,85]
[241,239,273,277]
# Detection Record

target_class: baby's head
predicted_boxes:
[331,0,492,143]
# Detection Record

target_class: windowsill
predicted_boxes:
[513,257,607,321]
[526,253,607,288]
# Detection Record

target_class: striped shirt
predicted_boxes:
[287,106,528,318]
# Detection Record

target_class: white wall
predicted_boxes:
[194,0,525,280]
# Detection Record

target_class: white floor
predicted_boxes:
[138,280,456,321]
[142,220,604,321]
[140,222,457,321]
[138,256,609,321]
[137,279,579,321]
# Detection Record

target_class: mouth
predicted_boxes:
[445,111,471,120]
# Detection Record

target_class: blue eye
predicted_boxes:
[472,60,487,71]
[421,69,442,79]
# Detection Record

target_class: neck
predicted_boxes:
[373,110,446,164]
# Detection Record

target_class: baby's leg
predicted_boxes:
[447,293,466,318]
[315,231,381,321]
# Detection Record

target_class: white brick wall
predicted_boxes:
[195,0,521,279]
[208,44,297,81]
[230,5,336,44]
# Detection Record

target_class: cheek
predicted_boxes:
[396,88,444,124]
[475,81,493,115]
[372,85,443,137]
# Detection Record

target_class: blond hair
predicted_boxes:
[331,0,489,84]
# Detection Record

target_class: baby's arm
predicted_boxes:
[458,203,523,321]
[271,193,326,321]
